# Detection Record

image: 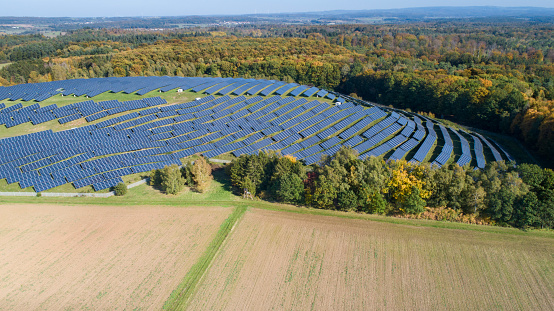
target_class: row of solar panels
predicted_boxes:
[0,77,338,102]
[431,125,455,168]
[0,97,167,128]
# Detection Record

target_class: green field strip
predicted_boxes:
[163,205,247,310]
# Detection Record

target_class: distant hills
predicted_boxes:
[0,6,553,31]
[278,6,554,18]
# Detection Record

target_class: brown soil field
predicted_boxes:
[188,209,554,310]
[0,204,232,310]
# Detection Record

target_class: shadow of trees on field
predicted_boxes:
[212,167,232,193]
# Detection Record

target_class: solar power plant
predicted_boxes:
[471,134,487,169]
[430,125,454,168]
[302,87,320,97]
[274,83,298,95]
[452,128,473,167]
[0,76,513,192]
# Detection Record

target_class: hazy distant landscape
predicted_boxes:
[2,6,554,33]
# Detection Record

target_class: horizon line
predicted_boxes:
[1,5,554,19]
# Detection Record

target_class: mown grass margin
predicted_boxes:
[163,205,247,310]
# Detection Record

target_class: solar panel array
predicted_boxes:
[0,77,511,193]
[471,134,486,169]
[431,125,454,168]
[0,77,334,102]
[0,97,167,127]
[410,117,437,164]
[452,128,472,166]
[474,133,503,162]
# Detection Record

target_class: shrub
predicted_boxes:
[181,165,193,186]
[113,183,127,196]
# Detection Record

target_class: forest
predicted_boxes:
[0,22,553,165]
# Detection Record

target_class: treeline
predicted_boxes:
[228,22,554,66]
[338,69,554,167]
[0,29,213,62]
[1,37,356,89]
[227,148,554,229]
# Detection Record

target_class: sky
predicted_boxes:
[2,0,554,17]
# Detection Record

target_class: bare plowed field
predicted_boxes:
[188,209,554,310]
[0,204,231,310]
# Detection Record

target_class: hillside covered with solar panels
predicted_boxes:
[0,76,514,193]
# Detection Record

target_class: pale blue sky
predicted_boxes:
[3,0,554,17]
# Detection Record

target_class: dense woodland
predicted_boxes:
[228,148,554,229]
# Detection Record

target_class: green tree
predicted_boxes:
[149,169,163,188]
[161,164,185,195]
[271,173,304,204]
[313,175,338,209]
[402,186,426,214]
[370,191,388,214]
[113,183,127,196]
[359,187,388,214]
[512,192,540,228]
[537,190,554,229]
[337,189,359,211]
[181,165,193,186]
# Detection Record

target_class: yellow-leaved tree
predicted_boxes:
[383,160,431,214]
[192,156,213,193]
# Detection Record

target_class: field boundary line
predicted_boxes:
[163,205,247,310]
[184,205,248,307]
